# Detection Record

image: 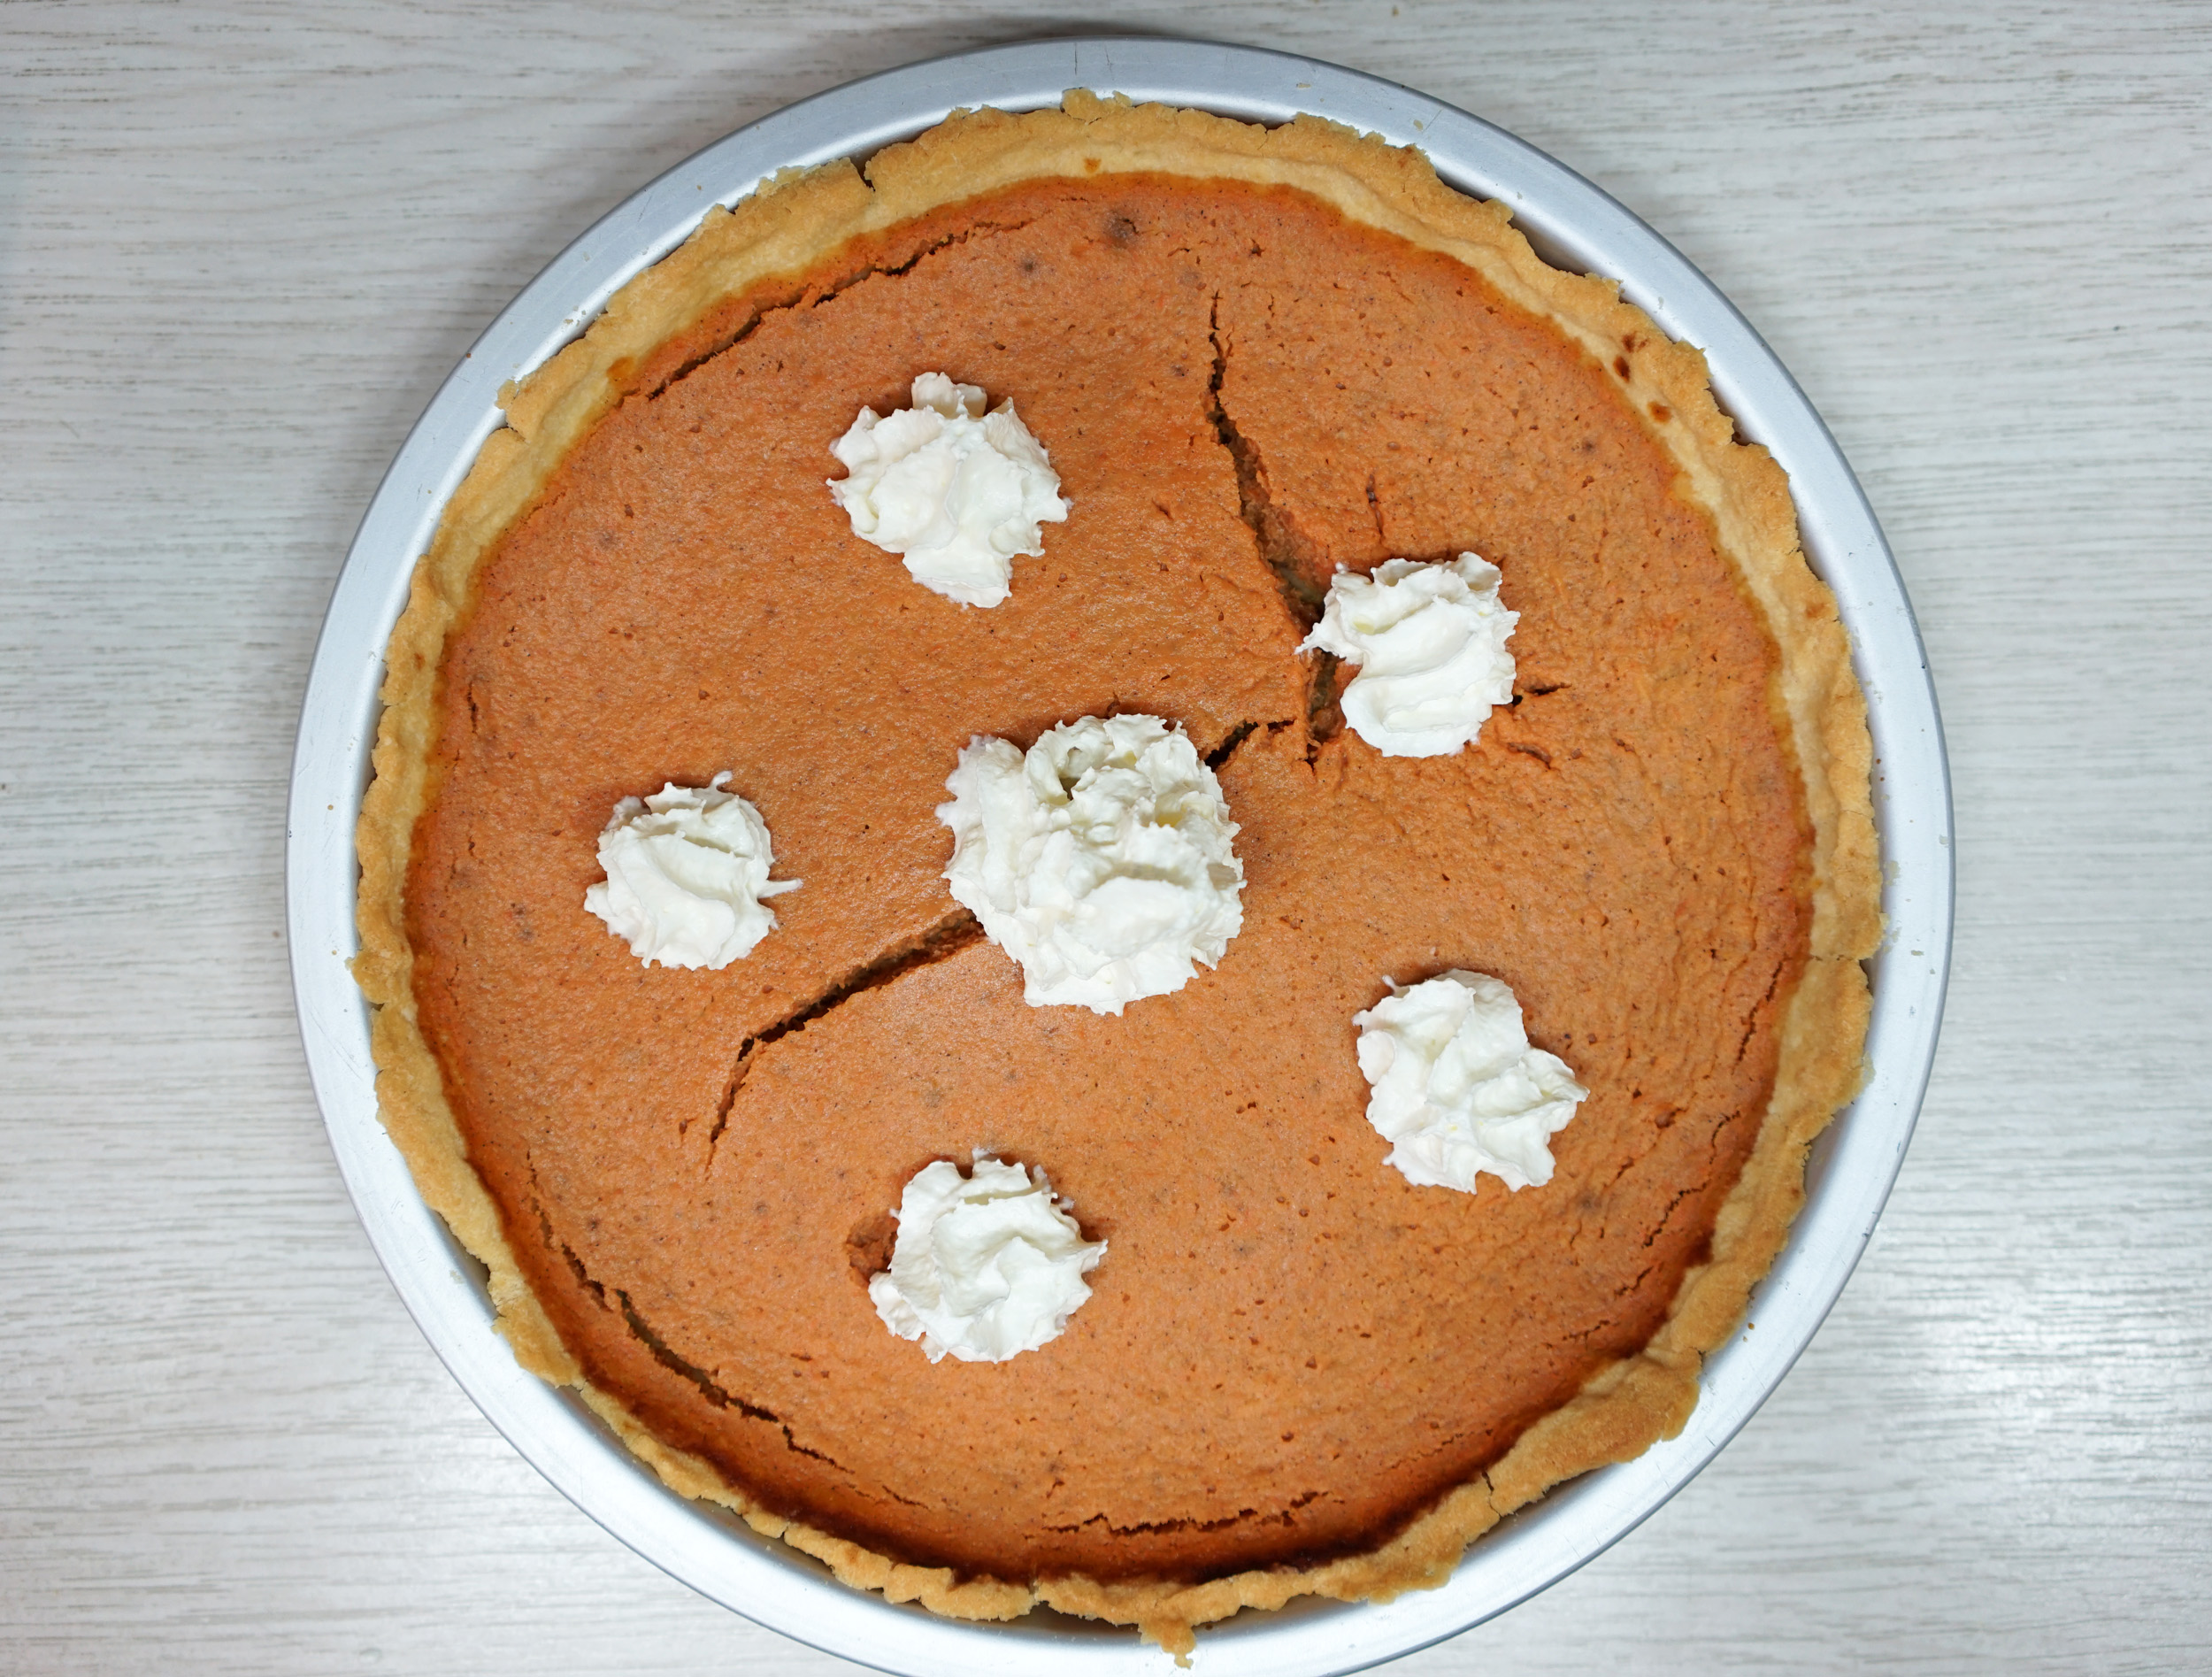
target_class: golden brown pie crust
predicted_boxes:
[354,93,1879,1655]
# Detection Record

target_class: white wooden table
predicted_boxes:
[4,3,2208,1671]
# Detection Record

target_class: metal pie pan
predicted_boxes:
[287,35,1952,1677]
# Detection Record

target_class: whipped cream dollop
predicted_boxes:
[938,713,1245,1015]
[1300,553,1519,757]
[826,372,1070,608]
[869,1152,1106,1364]
[1353,970,1588,1193]
[582,773,799,970]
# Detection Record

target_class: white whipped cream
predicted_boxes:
[826,372,1070,608]
[869,1152,1106,1364]
[938,713,1244,1015]
[582,773,799,970]
[1353,970,1587,1193]
[1301,553,1519,757]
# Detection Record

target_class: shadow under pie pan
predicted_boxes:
[287,35,1953,1677]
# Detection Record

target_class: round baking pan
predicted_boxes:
[288,36,1952,1677]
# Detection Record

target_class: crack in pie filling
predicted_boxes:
[355,93,1879,1656]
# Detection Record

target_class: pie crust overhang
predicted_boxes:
[353,91,1880,1655]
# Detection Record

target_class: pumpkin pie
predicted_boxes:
[353,92,1878,1655]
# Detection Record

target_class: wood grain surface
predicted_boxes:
[3,2,2208,1672]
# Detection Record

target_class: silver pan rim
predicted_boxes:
[287,35,1953,1677]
